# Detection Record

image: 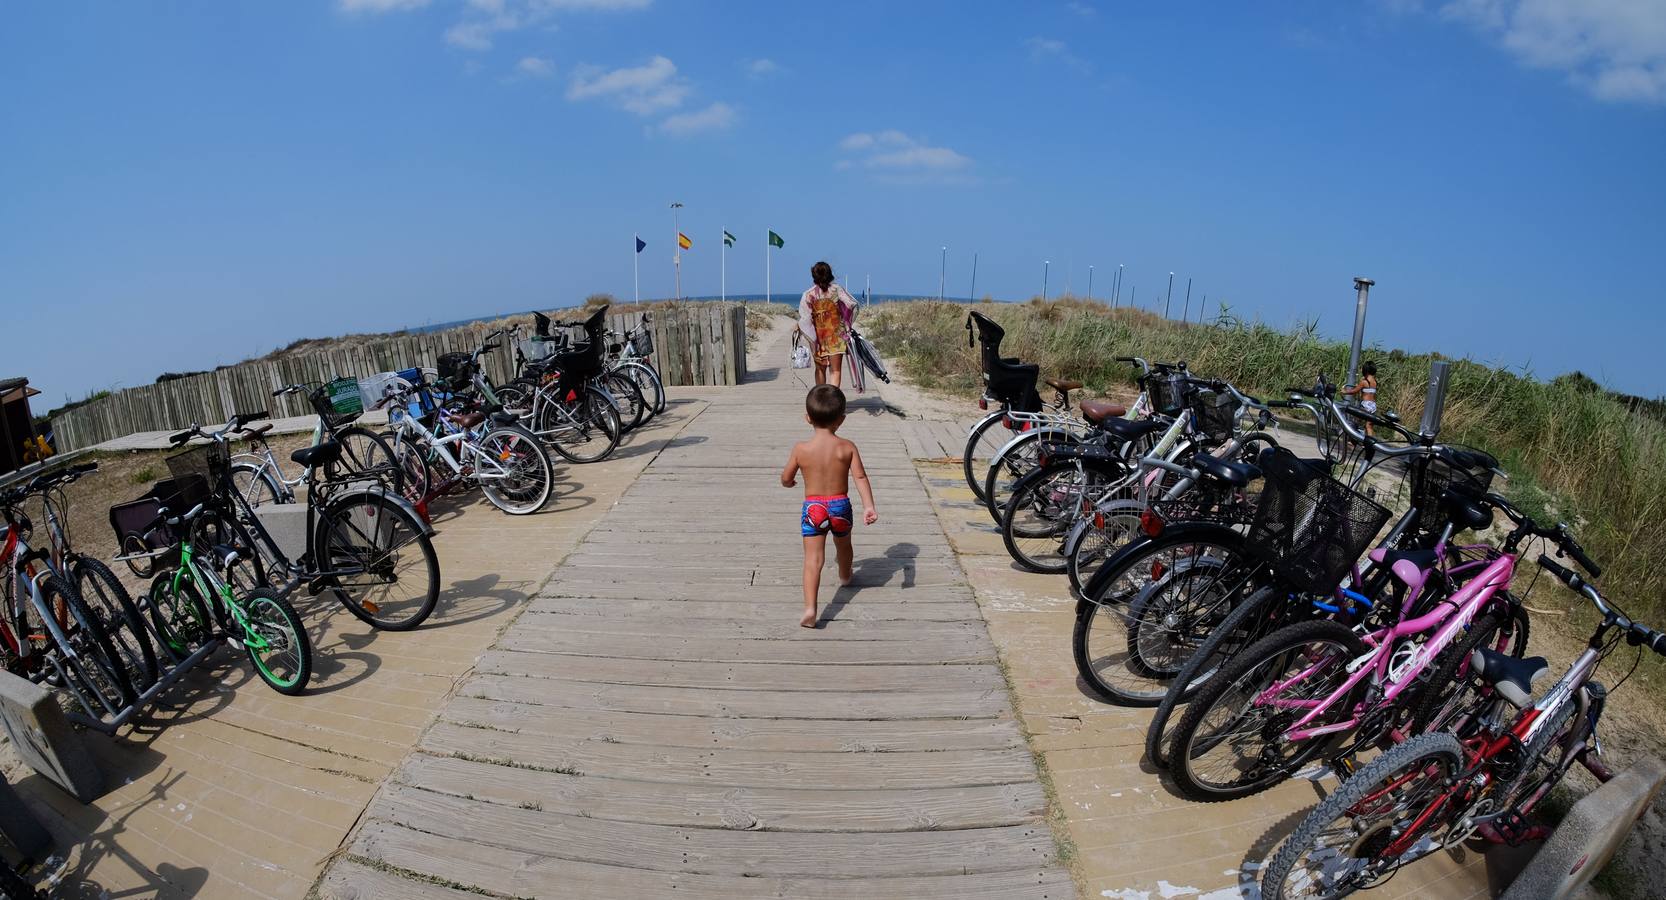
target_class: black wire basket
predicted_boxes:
[1245,448,1391,593]
[1148,487,1257,529]
[1189,390,1237,445]
[633,325,654,356]
[164,442,227,509]
[1150,374,1189,416]
[1411,446,1497,534]
[308,384,362,431]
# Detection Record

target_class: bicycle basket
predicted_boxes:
[164,443,227,508]
[1189,390,1236,445]
[1245,447,1391,593]
[1148,486,1257,530]
[1150,373,1189,416]
[309,384,362,431]
[436,352,477,391]
[1412,446,1496,533]
[633,326,654,356]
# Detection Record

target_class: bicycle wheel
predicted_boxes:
[121,532,157,578]
[604,372,648,433]
[1261,732,1465,900]
[240,588,311,695]
[1072,527,1256,706]
[1169,619,1368,801]
[476,425,554,514]
[983,428,1080,524]
[1000,458,1126,573]
[1065,497,1146,598]
[1406,607,1530,736]
[538,385,621,463]
[146,569,213,660]
[384,431,432,504]
[229,462,284,509]
[74,558,159,693]
[46,574,136,708]
[621,363,664,421]
[1147,584,1293,769]
[314,494,440,630]
[962,412,1011,502]
[331,426,405,494]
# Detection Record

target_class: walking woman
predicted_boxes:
[798,261,858,387]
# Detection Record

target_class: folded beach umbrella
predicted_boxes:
[850,328,890,384]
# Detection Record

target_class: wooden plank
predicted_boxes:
[518,597,982,623]
[348,820,1072,899]
[475,648,1002,690]
[366,783,1058,877]
[510,608,988,642]
[438,696,1027,752]
[495,628,995,664]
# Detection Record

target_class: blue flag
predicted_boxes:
[635,236,646,253]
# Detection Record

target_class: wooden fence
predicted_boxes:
[52,304,747,452]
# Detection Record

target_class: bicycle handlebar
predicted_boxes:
[1537,554,1661,654]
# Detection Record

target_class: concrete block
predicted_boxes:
[1501,755,1666,900]
[0,670,104,803]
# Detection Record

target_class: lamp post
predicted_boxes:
[969,252,978,300]
[1114,264,1124,308]
[1164,272,1174,318]
[1042,260,1050,300]
[1181,277,1192,322]
[939,246,947,300]
[1088,265,1094,301]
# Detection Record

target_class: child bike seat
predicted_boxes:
[1192,453,1260,488]
[1079,399,1127,424]
[291,441,343,468]
[1469,647,1550,708]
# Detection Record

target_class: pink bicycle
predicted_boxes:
[1166,488,1536,801]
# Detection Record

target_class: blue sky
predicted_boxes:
[3,0,1664,407]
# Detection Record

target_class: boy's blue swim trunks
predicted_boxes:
[801,495,853,538]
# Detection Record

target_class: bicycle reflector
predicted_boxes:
[978,397,989,410]
[1140,506,1165,538]
[1150,559,1167,581]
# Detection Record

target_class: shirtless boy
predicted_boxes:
[780,385,879,627]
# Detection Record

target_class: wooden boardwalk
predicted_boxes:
[317,326,1072,898]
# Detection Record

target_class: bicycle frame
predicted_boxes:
[0,526,116,717]
[166,538,275,655]
[387,405,521,486]
[1266,546,1513,742]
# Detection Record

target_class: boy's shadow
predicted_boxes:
[817,542,918,626]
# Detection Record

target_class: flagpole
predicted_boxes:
[721,227,726,303]
[671,201,683,301]
[765,228,771,305]
[633,233,640,304]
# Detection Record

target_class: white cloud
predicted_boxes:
[444,0,650,52]
[568,55,690,114]
[445,20,500,50]
[516,56,555,77]
[340,0,430,12]
[1025,36,1092,73]
[1067,1,1096,17]
[1437,0,1666,105]
[746,58,781,78]
[658,101,737,136]
[836,130,973,179]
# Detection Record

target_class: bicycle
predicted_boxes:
[460,313,623,463]
[604,310,666,417]
[1261,522,1645,899]
[13,462,158,695]
[382,380,555,516]
[164,413,441,631]
[1,482,136,716]
[228,383,406,508]
[1163,486,1551,803]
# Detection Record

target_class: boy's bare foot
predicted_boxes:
[838,568,854,586]
[800,610,818,628]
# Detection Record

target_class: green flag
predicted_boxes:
[768,230,784,248]
[723,230,735,247]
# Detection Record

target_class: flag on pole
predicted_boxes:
[768,230,785,248]
[723,230,735,247]
[636,236,646,253]
[678,233,692,250]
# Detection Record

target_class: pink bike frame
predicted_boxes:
[1258,548,1514,742]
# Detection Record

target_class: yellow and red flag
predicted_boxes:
[677,232,692,250]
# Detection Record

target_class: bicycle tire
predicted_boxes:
[314,493,441,630]
[1261,732,1465,900]
[1169,619,1369,802]
[1000,458,1126,573]
[476,424,554,514]
[962,411,1009,503]
[621,363,665,421]
[1073,526,1254,706]
[383,430,432,505]
[121,532,157,579]
[540,385,622,463]
[47,573,136,708]
[331,426,405,494]
[146,568,213,661]
[1407,606,1530,736]
[1065,498,1145,598]
[604,372,648,433]
[982,428,1081,524]
[73,558,160,693]
[228,461,284,509]
[240,588,311,695]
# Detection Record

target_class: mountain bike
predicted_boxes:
[1163,488,1550,802]
[13,462,158,694]
[1,484,136,715]
[169,414,441,631]
[228,383,405,507]
[383,382,554,516]
[1261,524,1646,900]
[145,498,311,695]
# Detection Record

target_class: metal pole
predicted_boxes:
[671,201,684,301]
[1042,260,1050,300]
[1088,265,1094,301]
[1164,272,1174,318]
[720,228,726,303]
[765,229,771,305]
[1131,285,1135,308]
[939,246,946,300]
[1420,360,1452,439]
[633,233,640,303]
[1199,293,1206,324]
[1115,264,1124,307]
[1347,277,1374,388]
[969,252,978,300]
[1181,277,1192,322]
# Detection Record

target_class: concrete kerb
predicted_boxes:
[1500,755,1666,900]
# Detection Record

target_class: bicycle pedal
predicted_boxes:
[1331,755,1360,779]
[226,636,244,651]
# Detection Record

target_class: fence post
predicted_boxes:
[1346,276,1374,390]
[1419,360,1452,440]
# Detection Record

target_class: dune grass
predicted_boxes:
[867,296,1666,627]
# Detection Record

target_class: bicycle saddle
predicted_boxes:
[454,411,487,429]
[1443,489,1494,532]
[1078,399,1127,425]
[1193,453,1260,488]
[1046,378,1083,393]
[489,410,519,426]
[291,441,343,468]
[1470,647,1549,708]
[1099,417,1163,442]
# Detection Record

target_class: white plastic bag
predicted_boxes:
[791,332,812,369]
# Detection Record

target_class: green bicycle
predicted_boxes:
[145,490,312,696]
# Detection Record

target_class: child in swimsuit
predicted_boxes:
[781,384,879,628]
[1343,360,1380,437]
[798,261,857,388]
